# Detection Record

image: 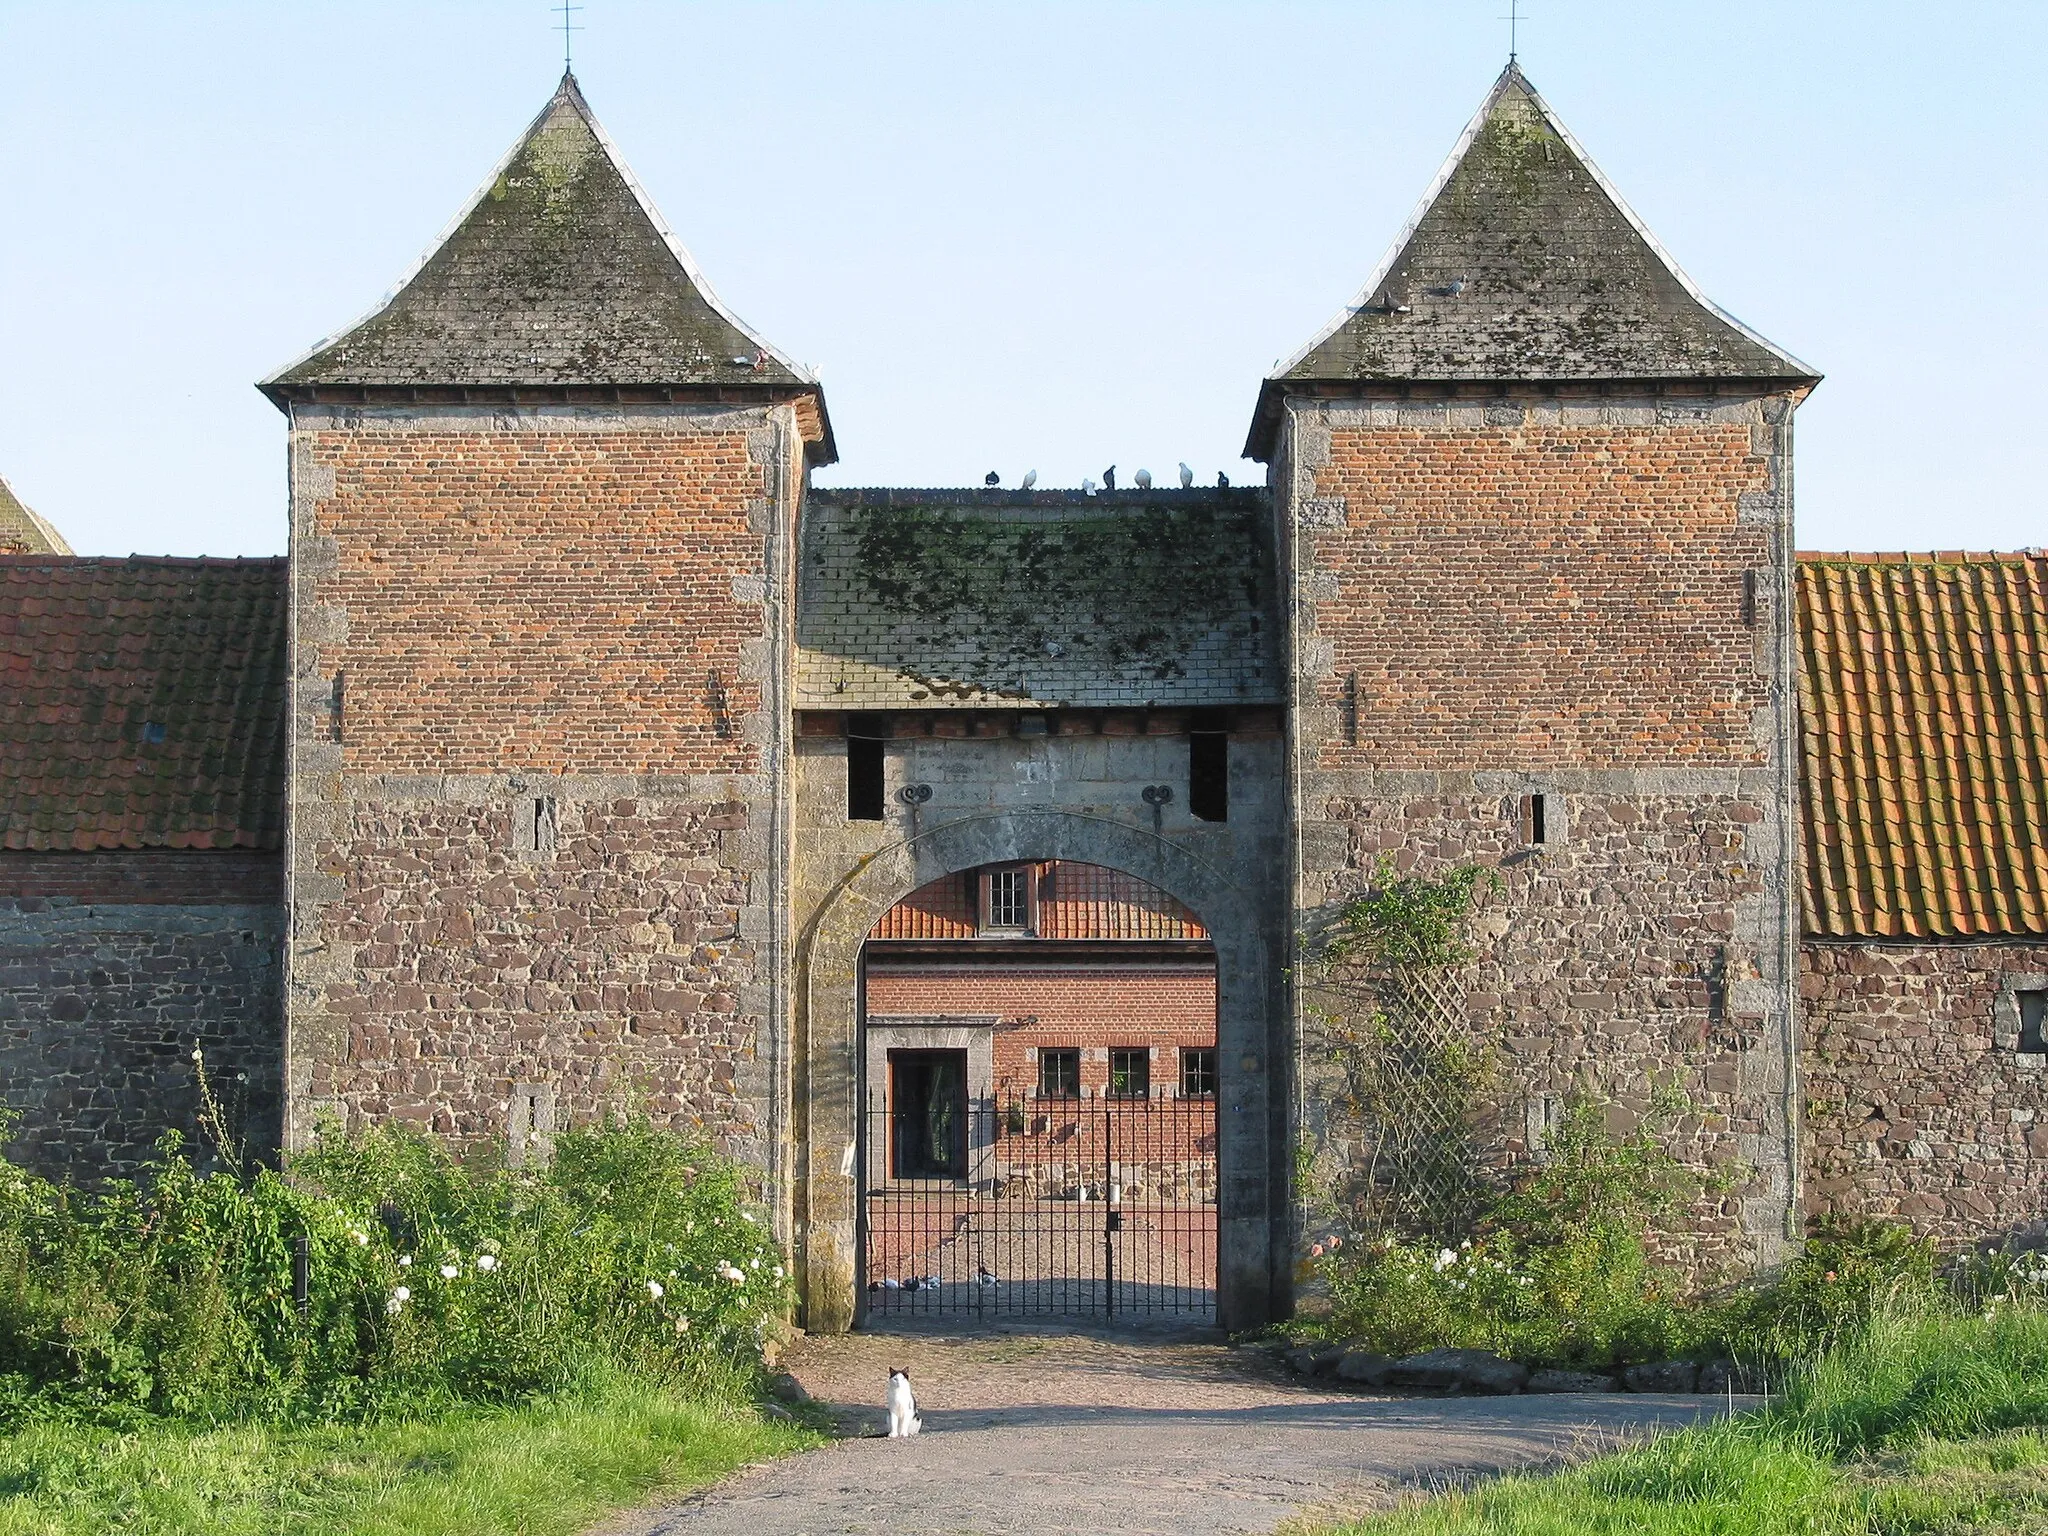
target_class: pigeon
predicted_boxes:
[984,470,1000,486]
[1134,468,1153,490]
[1102,465,1116,491]
[1216,471,1231,489]
[1178,462,1194,489]
[1020,470,1037,490]
[882,1276,902,1290]
[1081,478,1097,494]
[975,1264,999,1288]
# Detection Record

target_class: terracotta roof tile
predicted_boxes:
[1798,551,2048,939]
[0,556,289,852]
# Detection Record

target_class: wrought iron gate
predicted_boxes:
[860,1092,1218,1321]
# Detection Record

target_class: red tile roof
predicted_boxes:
[873,861,1209,941]
[1798,551,2048,940]
[0,557,289,852]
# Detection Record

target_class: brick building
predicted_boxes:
[2,65,2044,1330]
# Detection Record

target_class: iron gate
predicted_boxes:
[860,1092,1218,1320]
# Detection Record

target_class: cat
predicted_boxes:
[885,1367,921,1438]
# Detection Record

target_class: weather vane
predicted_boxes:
[556,0,583,71]
[1501,0,1524,63]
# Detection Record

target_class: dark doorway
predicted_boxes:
[890,1050,967,1179]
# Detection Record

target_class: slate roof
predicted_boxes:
[0,476,71,556]
[796,489,1279,710]
[262,73,833,461]
[0,557,289,851]
[1798,552,2048,940]
[1248,65,1815,458]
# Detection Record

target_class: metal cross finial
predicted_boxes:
[556,0,583,71]
[1501,0,1524,63]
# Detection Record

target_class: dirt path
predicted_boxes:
[602,1325,1753,1536]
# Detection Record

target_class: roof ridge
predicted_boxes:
[1797,550,2046,566]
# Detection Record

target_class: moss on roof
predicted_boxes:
[796,490,1278,709]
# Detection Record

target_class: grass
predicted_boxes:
[1324,1310,2048,1535]
[0,1374,816,1536]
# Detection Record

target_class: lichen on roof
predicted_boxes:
[796,490,1278,709]
[0,476,71,556]
[262,72,828,444]
[1249,65,1815,456]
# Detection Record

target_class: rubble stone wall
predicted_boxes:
[0,897,282,1180]
[285,403,805,1184]
[1278,392,1806,1274]
[1802,940,2048,1245]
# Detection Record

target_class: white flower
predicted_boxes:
[190,1047,204,1062]
[386,1297,404,1315]
[750,1258,761,1270]
[350,1230,369,1247]
[398,1254,412,1268]
[475,1254,498,1272]
[393,1285,410,1301]
[773,1265,784,1279]
[675,1315,690,1333]
[741,1212,756,1223]
[646,1280,664,1300]
[440,1264,460,1280]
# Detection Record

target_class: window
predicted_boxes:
[981,866,1034,932]
[1037,1048,1079,1099]
[1519,792,1549,846]
[514,795,557,856]
[1189,729,1228,822]
[2021,991,2048,1055]
[1109,1048,1151,1099]
[1180,1047,1217,1098]
[846,716,886,821]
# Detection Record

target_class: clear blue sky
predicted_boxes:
[2,2,2042,557]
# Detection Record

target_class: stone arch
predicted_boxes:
[793,809,1283,1332]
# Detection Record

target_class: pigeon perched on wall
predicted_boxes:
[1021,470,1037,490]
[1081,478,1097,494]
[1178,463,1194,489]
[984,471,1000,486]
[1217,471,1231,488]
[1134,468,1153,489]
[1102,466,1116,491]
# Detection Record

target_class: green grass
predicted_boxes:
[0,1375,816,1536]
[1325,1311,2048,1535]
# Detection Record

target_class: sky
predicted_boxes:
[1,1,2042,559]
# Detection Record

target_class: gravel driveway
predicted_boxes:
[599,1324,1755,1536]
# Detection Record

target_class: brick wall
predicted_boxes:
[1802,940,2048,1245]
[1281,392,1803,1274]
[0,898,282,1180]
[0,851,281,905]
[864,962,1217,1099]
[287,403,804,1175]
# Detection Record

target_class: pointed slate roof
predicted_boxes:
[0,476,71,556]
[1247,65,1816,457]
[263,74,832,460]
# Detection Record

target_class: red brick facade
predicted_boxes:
[865,964,1217,1102]
[303,427,767,775]
[1306,420,1772,769]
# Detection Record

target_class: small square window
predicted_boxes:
[2020,991,2047,1054]
[1109,1048,1151,1099]
[981,866,1034,932]
[1180,1047,1217,1098]
[1037,1048,1079,1099]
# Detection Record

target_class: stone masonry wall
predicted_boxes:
[1802,940,2048,1246]
[1280,393,1805,1274]
[0,898,282,1180]
[287,404,803,1185]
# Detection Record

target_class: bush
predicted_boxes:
[0,1117,792,1427]
[1311,1091,1718,1367]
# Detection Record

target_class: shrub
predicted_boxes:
[0,1117,791,1427]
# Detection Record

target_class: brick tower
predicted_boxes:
[1251,65,1819,1270]
[262,75,831,1181]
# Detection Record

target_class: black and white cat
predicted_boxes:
[885,1367,922,1438]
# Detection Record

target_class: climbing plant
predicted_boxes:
[1303,858,1503,1240]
